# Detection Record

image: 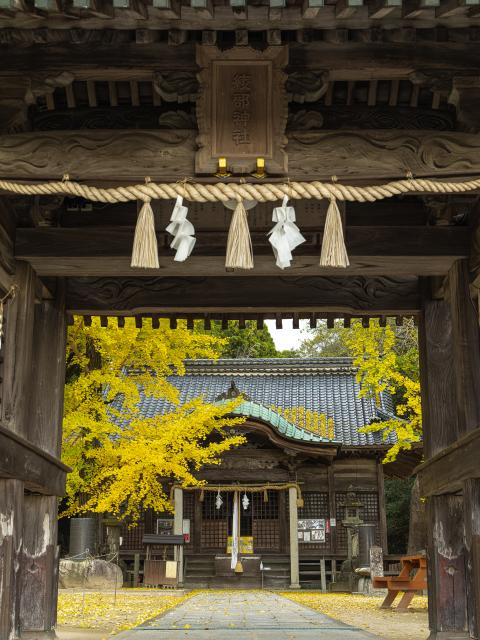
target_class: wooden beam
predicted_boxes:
[368,0,401,18]
[436,0,470,17]
[149,0,181,18]
[27,284,67,456]
[1,41,480,77]
[447,260,480,435]
[417,428,480,496]
[2,263,36,439]
[336,0,363,18]
[302,0,324,17]
[0,200,16,293]
[188,0,214,19]
[112,0,148,19]
[0,5,477,28]
[64,275,422,314]
[15,226,469,277]
[2,128,480,182]
[418,287,459,458]
[69,0,114,18]
[0,423,69,495]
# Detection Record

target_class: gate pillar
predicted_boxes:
[20,291,67,638]
[463,479,480,640]
[419,259,480,639]
[0,268,67,639]
[0,479,24,640]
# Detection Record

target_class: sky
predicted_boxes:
[264,319,309,352]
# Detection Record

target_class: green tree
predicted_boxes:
[198,320,278,358]
[385,477,414,554]
[62,317,246,522]
[298,320,350,357]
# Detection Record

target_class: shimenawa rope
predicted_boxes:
[3,176,480,203]
[2,175,479,270]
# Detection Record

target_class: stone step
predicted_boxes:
[264,577,290,588]
[185,570,215,578]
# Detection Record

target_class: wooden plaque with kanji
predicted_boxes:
[196,45,288,176]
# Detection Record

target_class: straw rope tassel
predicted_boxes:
[131,198,159,269]
[320,198,350,268]
[225,199,254,270]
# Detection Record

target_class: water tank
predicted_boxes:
[69,517,97,559]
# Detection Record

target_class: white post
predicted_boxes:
[288,487,300,589]
[320,558,327,592]
[173,487,184,585]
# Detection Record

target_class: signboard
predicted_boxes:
[156,518,173,535]
[156,518,190,543]
[165,560,178,579]
[227,536,254,554]
[183,519,191,543]
[196,45,288,175]
[298,519,326,543]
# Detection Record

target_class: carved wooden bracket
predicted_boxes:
[31,195,65,227]
[195,45,288,175]
[422,195,479,227]
[24,71,75,106]
[448,76,480,133]
[152,71,199,103]
[286,70,329,103]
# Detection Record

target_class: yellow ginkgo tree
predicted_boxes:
[62,317,245,522]
[343,319,422,462]
[270,406,335,439]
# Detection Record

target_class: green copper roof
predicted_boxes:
[226,400,332,444]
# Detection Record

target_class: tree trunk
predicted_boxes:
[408,476,427,554]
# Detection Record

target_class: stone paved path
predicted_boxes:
[116,591,380,639]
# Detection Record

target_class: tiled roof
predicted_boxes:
[228,400,331,443]
[132,358,396,447]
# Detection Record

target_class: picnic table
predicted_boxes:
[372,553,427,611]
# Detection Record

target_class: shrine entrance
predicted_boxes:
[200,490,280,553]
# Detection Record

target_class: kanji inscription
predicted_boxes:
[196,46,288,175]
[231,72,252,146]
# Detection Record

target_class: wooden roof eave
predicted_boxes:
[339,443,424,478]
[240,419,341,461]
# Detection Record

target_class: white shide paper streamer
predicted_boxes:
[166,196,196,262]
[267,196,306,269]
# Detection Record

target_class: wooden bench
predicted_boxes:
[373,553,427,611]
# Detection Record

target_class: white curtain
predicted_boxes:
[231,491,239,570]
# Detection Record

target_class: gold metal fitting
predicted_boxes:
[251,157,266,179]
[215,157,231,178]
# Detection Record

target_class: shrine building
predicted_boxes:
[115,357,416,588]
